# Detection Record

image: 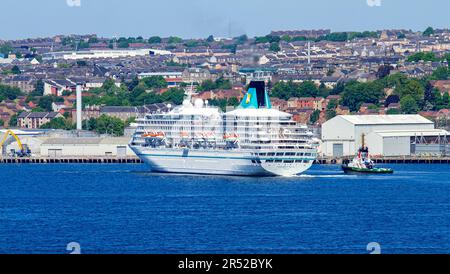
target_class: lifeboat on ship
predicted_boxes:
[180,131,189,139]
[224,133,239,142]
[142,131,166,139]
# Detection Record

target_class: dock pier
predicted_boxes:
[315,157,450,165]
[0,156,143,164]
[1,156,449,165]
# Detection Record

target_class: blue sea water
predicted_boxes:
[0,163,449,254]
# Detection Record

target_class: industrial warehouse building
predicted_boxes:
[321,115,448,157]
[366,129,449,157]
[1,129,137,158]
[40,137,135,157]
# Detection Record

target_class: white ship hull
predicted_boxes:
[131,146,314,177]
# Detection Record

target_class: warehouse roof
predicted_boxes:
[370,129,449,137]
[339,115,433,125]
[42,137,129,145]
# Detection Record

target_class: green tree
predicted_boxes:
[30,79,44,96]
[443,93,450,109]
[197,79,216,91]
[209,98,228,111]
[76,60,87,66]
[32,107,46,112]
[184,40,206,48]
[206,35,215,43]
[309,109,320,124]
[88,37,99,43]
[126,76,140,91]
[341,81,384,111]
[318,82,331,97]
[167,36,183,44]
[141,76,167,89]
[383,73,409,88]
[326,109,337,120]
[9,113,19,127]
[236,34,248,44]
[400,95,419,114]
[102,78,116,90]
[394,79,424,102]
[215,77,232,90]
[118,41,129,48]
[38,95,62,112]
[429,66,449,81]
[292,36,307,42]
[407,52,438,62]
[11,65,21,74]
[299,81,319,97]
[423,26,435,37]
[0,119,4,127]
[160,88,185,105]
[227,97,240,107]
[134,91,163,106]
[95,115,126,136]
[148,36,162,44]
[0,43,13,56]
[82,117,97,131]
[269,42,281,52]
[326,99,338,120]
[271,81,319,100]
[386,108,401,115]
[0,84,22,100]
[40,117,75,130]
[281,35,292,42]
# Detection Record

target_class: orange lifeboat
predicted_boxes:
[142,131,165,139]
[224,133,239,141]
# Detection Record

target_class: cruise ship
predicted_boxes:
[129,81,317,176]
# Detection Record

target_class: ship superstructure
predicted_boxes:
[130,81,317,176]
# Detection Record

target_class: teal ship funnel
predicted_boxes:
[239,81,272,109]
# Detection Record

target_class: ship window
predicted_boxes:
[284,160,294,163]
[259,153,267,156]
[295,160,302,163]
[274,160,282,163]
[297,152,304,156]
[267,152,275,156]
[266,160,274,163]
[276,153,284,156]
[303,160,308,163]
[305,153,311,156]
[285,152,295,156]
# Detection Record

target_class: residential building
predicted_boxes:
[17,112,63,129]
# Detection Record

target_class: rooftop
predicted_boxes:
[42,137,129,145]
[339,115,433,125]
[370,129,449,137]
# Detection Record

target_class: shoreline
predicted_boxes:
[1,156,450,165]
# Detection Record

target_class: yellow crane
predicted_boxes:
[0,129,31,157]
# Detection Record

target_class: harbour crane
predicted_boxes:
[0,130,31,157]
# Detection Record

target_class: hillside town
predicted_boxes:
[0,28,449,135]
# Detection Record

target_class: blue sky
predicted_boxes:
[1,0,449,39]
